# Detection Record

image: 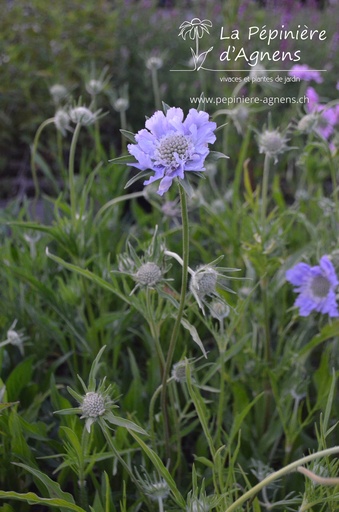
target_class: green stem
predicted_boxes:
[120,109,127,153]
[78,428,89,511]
[261,153,271,236]
[226,446,339,512]
[68,122,82,224]
[91,96,101,161]
[30,118,55,216]
[151,68,161,111]
[215,349,226,447]
[261,274,271,364]
[146,288,165,373]
[100,420,138,487]
[56,129,67,184]
[161,182,189,460]
[232,126,251,209]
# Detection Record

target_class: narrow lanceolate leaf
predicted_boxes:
[0,491,86,511]
[103,412,148,436]
[108,153,135,164]
[12,463,76,503]
[128,431,186,509]
[125,170,151,189]
[207,150,229,162]
[181,318,207,358]
[119,129,136,144]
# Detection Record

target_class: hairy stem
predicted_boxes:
[161,182,189,460]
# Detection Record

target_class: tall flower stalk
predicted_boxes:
[124,105,221,458]
[160,182,189,457]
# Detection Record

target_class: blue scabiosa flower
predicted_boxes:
[127,107,217,196]
[286,256,339,317]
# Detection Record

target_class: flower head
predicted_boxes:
[54,346,147,435]
[69,105,103,126]
[249,64,266,79]
[286,255,339,317]
[189,256,240,315]
[54,109,72,136]
[134,262,162,287]
[112,97,129,113]
[288,64,323,83]
[258,128,289,163]
[304,87,338,140]
[0,319,28,356]
[114,226,172,295]
[49,84,68,104]
[127,107,217,195]
[146,55,164,71]
[135,467,170,501]
[172,360,189,383]
[85,65,110,96]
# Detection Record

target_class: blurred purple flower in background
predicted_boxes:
[127,107,216,195]
[288,64,323,83]
[286,256,339,317]
[305,86,338,139]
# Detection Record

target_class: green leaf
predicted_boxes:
[119,129,136,144]
[108,153,134,164]
[128,431,186,509]
[0,402,19,414]
[0,491,86,511]
[207,150,229,162]
[103,412,148,436]
[124,170,150,189]
[88,345,107,390]
[185,363,216,459]
[299,320,339,359]
[13,463,76,504]
[46,248,129,306]
[6,357,33,401]
[162,102,171,114]
[181,318,207,358]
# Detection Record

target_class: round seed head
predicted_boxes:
[258,129,287,161]
[297,113,318,133]
[70,106,96,126]
[54,109,71,136]
[209,300,230,320]
[187,498,210,512]
[49,84,68,103]
[81,392,106,418]
[86,79,104,95]
[172,360,187,382]
[113,98,129,112]
[135,262,162,286]
[190,267,218,297]
[146,56,164,70]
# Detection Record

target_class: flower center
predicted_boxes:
[81,392,106,418]
[156,134,189,168]
[310,275,331,298]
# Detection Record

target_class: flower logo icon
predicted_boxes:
[178,18,213,71]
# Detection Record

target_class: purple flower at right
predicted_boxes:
[288,64,323,84]
[286,256,339,317]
